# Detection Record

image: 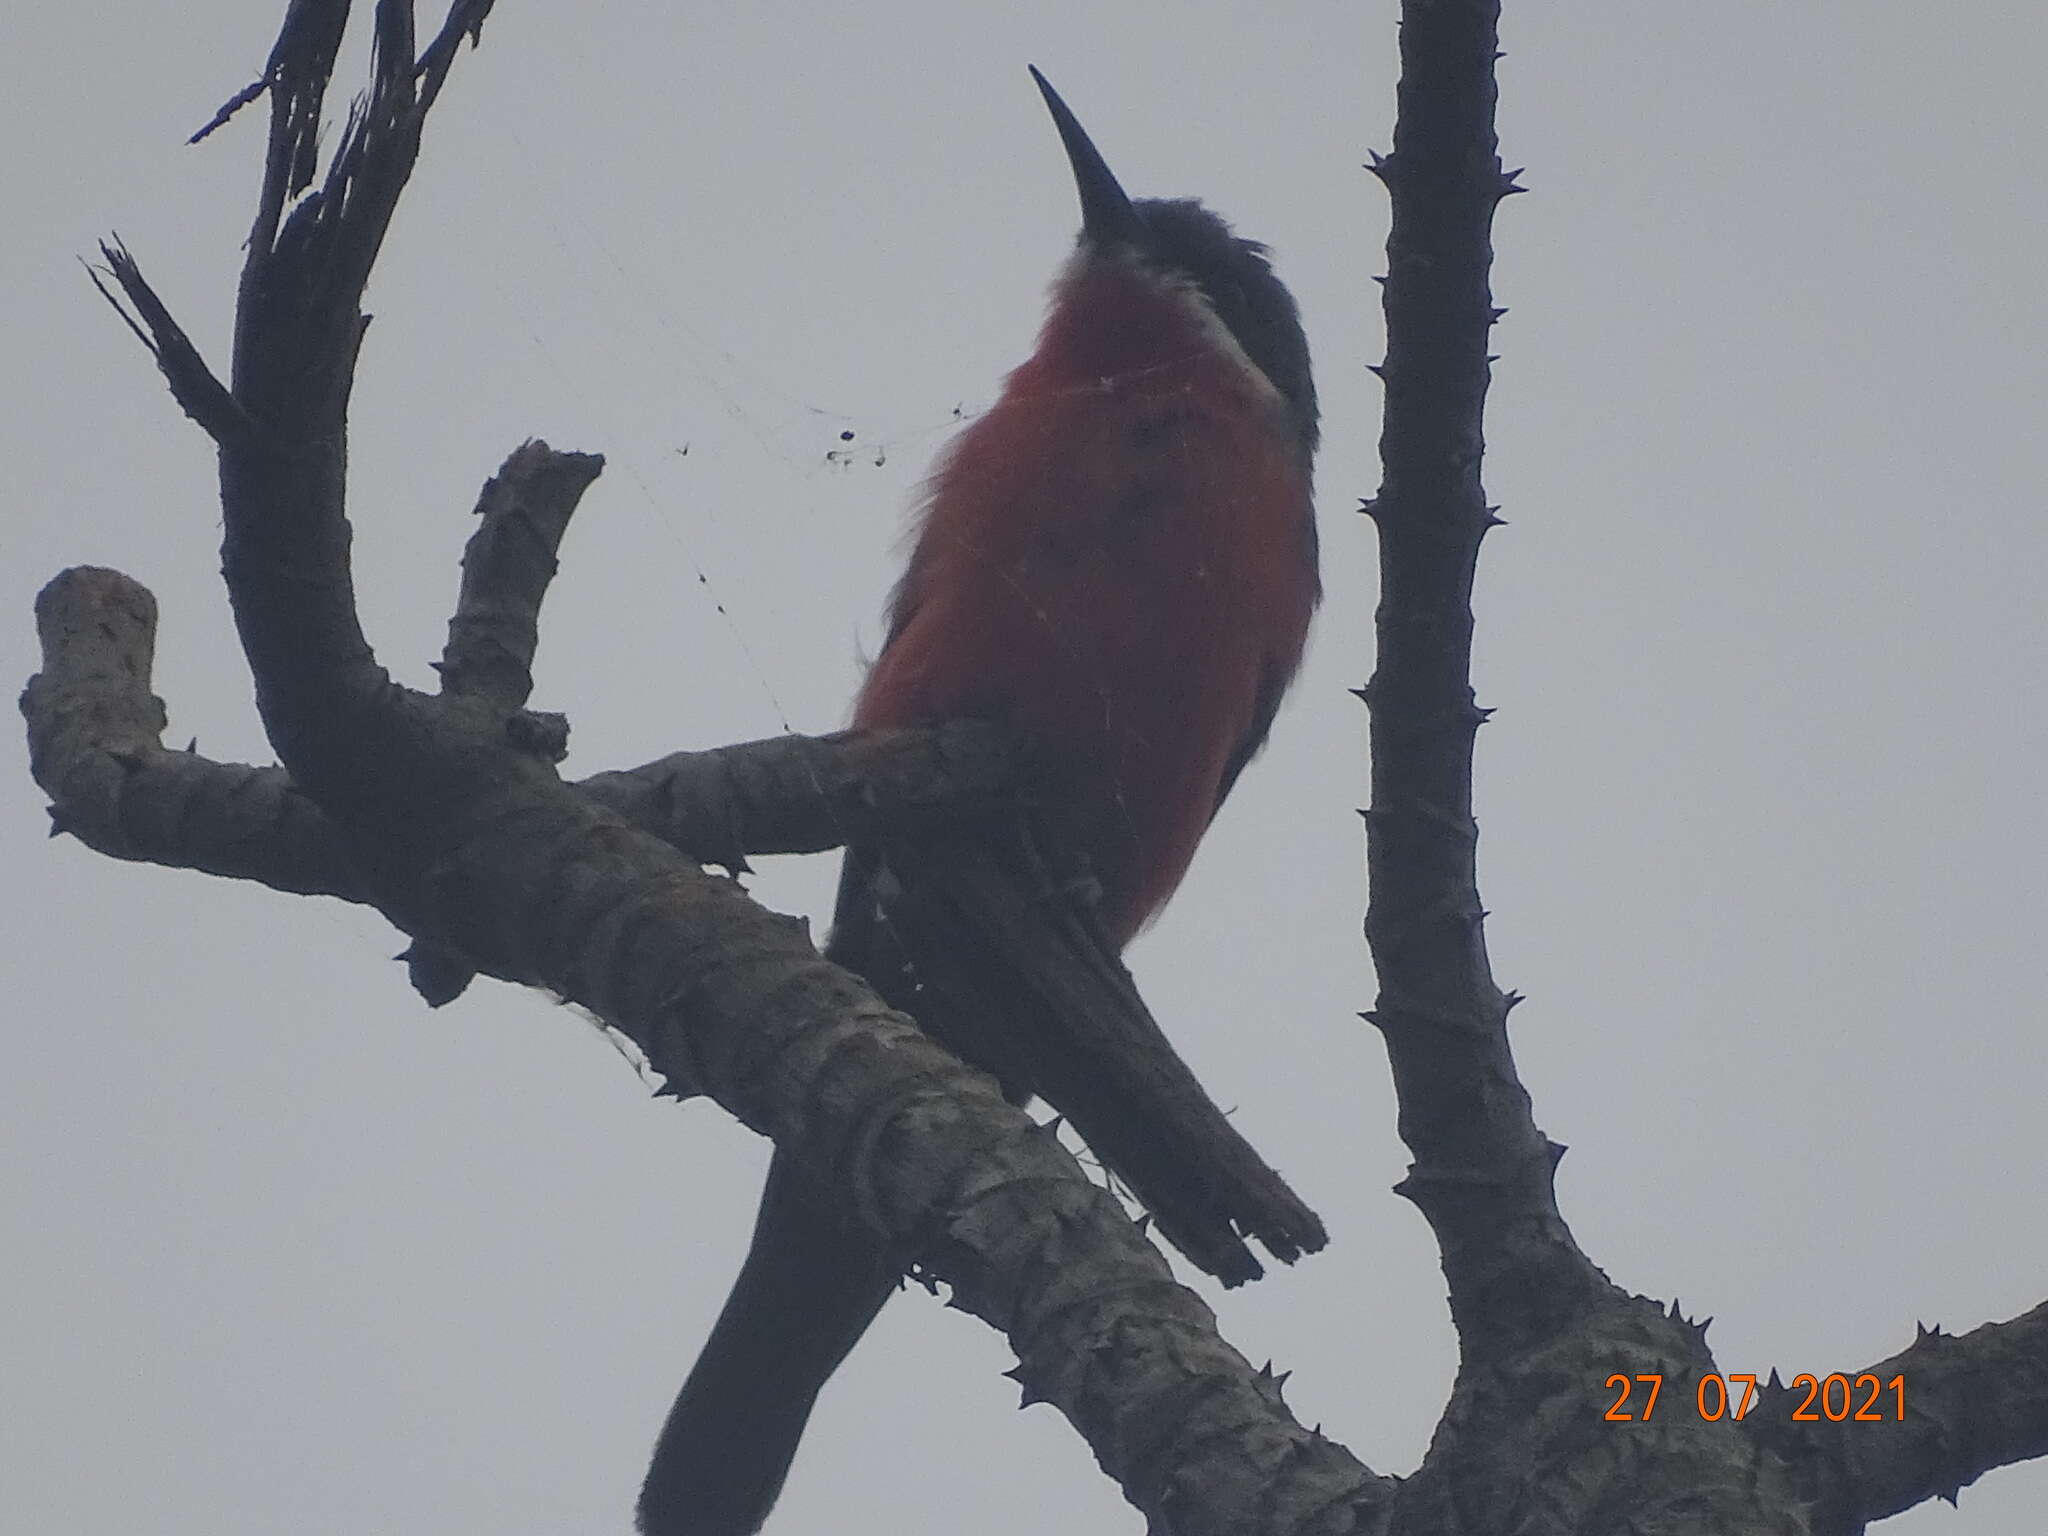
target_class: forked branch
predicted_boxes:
[25,5,1374,1531]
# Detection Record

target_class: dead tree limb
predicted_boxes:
[25,3,1369,1530]
[1357,3,2047,1530]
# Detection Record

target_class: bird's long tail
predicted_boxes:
[634,1146,898,1536]
[636,820,1314,1532]
[636,847,916,1536]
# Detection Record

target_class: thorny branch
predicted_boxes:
[26,5,1372,1533]
[28,1,2045,1531]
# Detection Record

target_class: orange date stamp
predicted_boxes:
[1604,1372,1906,1423]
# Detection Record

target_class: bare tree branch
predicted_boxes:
[82,0,1333,1284]
[438,441,601,710]
[24,560,1389,1534]
[1361,2,1791,1529]
[189,78,267,146]
[40,0,2044,1528]
[23,567,353,897]
[1355,4,2048,1531]
[578,716,1036,871]
[246,0,350,255]
[21,572,1040,912]
[89,239,249,446]
[24,496,1324,1283]
[22,5,1354,1524]
[1363,0,1596,1345]
[1743,1305,2048,1527]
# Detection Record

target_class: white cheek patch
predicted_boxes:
[1142,259,1288,411]
[1054,246,1289,411]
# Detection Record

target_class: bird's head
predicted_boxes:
[1029,66,1318,454]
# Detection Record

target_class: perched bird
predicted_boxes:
[637,67,1318,1536]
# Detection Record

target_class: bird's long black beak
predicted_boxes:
[1029,66,1145,249]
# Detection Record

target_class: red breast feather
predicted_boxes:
[854,259,1317,946]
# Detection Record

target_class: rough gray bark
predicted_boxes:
[1353,4,2048,1532]
[23,3,1362,1532]
[21,1,2046,1532]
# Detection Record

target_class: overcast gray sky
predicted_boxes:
[7,3,2046,1532]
